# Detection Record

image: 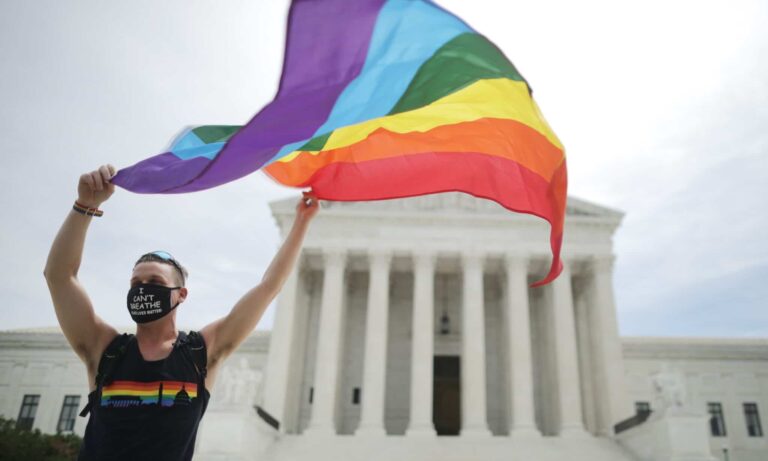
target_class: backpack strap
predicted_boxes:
[176,330,208,392]
[79,333,135,417]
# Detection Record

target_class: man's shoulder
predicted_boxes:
[106,332,135,352]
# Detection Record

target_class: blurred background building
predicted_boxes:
[1,194,766,460]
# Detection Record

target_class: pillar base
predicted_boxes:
[355,425,387,437]
[559,425,590,438]
[405,424,437,437]
[509,426,542,438]
[460,426,493,438]
[302,424,337,438]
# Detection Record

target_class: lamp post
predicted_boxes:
[438,275,451,335]
[440,310,450,335]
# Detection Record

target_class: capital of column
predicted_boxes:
[368,249,393,267]
[503,252,531,272]
[590,254,616,274]
[558,258,573,278]
[461,249,486,269]
[412,250,437,269]
[322,247,347,267]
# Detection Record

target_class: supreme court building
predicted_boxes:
[1,194,767,460]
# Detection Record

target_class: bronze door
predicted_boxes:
[433,356,461,435]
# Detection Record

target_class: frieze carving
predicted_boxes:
[310,192,617,217]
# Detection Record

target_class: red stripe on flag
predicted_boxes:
[301,151,566,287]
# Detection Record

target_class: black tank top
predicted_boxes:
[78,332,210,461]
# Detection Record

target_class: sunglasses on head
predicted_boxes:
[145,250,185,284]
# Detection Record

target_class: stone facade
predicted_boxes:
[621,337,768,461]
[2,331,766,460]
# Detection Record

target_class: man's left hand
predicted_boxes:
[296,190,319,222]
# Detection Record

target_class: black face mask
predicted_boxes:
[127,283,182,324]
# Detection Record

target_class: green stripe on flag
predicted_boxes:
[389,33,528,115]
[298,132,333,152]
[192,125,242,144]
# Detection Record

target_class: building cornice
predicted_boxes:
[621,336,768,361]
[270,193,624,224]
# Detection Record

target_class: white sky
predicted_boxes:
[0,0,766,337]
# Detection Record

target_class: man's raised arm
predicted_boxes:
[44,165,118,372]
[200,192,318,368]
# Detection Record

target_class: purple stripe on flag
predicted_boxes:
[112,0,387,194]
[112,153,211,193]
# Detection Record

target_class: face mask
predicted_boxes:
[127,283,182,324]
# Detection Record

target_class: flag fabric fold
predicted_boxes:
[111,0,567,287]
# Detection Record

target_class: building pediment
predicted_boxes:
[270,192,622,219]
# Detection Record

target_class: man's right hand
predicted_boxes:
[78,164,116,208]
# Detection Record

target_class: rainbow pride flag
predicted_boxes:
[111,0,567,287]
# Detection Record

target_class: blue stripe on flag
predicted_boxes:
[267,0,472,163]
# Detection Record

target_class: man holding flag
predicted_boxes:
[44,164,317,460]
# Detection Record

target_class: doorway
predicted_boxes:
[433,356,461,435]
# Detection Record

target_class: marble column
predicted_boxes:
[261,252,303,433]
[549,260,587,436]
[574,284,598,435]
[588,255,633,435]
[461,251,492,437]
[305,248,347,436]
[357,250,393,436]
[504,254,541,437]
[406,251,437,436]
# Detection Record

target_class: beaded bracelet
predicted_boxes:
[73,201,104,217]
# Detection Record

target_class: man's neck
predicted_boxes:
[136,317,177,345]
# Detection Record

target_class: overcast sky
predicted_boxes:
[0,0,765,337]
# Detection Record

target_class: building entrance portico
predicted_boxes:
[257,192,637,460]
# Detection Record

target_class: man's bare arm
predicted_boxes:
[200,193,318,368]
[44,165,118,371]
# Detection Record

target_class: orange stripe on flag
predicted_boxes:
[265,118,563,187]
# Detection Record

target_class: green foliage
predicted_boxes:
[0,417,82,461]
